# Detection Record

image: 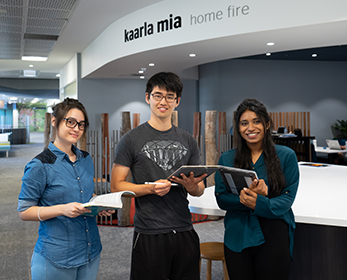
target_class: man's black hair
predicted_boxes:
[146,72,183,98]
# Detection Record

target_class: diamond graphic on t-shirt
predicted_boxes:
[140,140,188,171]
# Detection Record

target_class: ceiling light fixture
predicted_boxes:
[149,63,155,67]
[140,76,145,79]
[139,70,144,74]
[189,53,196,57]
[23,70,36,77]
[56,74,60,77]
[312,54,318,57]
[29,64,34,67]
[267,42,275,46]
[22,56,48,61]
[266,52,271,56]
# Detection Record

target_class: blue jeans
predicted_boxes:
[31,251,100,280]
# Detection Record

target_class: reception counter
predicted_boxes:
[188,162,347,279]
[292,162,347,226]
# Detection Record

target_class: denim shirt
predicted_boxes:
[18,142,102,268]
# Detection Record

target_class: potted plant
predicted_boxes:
[332,120,347,139]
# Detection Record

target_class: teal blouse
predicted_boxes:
[215,145,299,257]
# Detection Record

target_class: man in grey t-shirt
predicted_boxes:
[111,72,206,280]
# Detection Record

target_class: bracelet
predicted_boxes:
[37,207,43,221]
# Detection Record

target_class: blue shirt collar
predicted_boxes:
[48,142,83,161]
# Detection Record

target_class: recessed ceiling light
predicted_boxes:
[139,70,144,74]
[23,70,36,77]
[22,56,48,61]
[56,74,60,77]
[312,54,317,57]
[267,42,275,46]
[140,76,145,79]
[189,53,196,57]
[266,52,271,56]
[149,63,155,67]
[29,64,34,67]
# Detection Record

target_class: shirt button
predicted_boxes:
[81,190,83,193]
[88,243,91,246]
[86,229,89,232]
[77,177,80,180]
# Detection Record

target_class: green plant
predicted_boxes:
[333,120,347,139]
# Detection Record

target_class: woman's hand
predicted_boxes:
[240,188,257,210]
[248,179,268,196]
[63,202,91,218]
[98,210,115,217]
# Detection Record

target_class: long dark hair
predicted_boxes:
[233,99,285,197]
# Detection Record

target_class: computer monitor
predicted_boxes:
[277,126,285,134]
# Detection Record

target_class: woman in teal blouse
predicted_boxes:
[215,99,299,280]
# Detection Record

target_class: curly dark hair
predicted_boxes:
[233,98,286,197]
[52,98,89,133]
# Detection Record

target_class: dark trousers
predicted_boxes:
[130,229,200,280]
[224,218,291,280]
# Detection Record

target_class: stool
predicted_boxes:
[200,242,229,280]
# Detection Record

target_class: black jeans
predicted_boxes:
[224,217,291,280]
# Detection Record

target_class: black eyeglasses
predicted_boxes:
[150,93,177,103]
[64,118,86,131]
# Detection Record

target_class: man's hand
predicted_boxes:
[150,180,172,196]
[171,172,206,196]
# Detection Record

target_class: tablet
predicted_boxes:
[167,165,220,180]
[218,166,258,195]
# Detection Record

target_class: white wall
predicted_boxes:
[81,0,347,79]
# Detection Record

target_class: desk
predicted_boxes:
[188,186,225,216]
[188,163,347,279]
[315,146,347,163]
[292,162,347,226]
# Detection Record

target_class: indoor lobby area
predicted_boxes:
[1,0,347,279]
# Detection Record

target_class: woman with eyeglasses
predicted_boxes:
[18,98,109,280]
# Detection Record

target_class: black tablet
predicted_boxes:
[167,165,220,180]
[218,166,258,195]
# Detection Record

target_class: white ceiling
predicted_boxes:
[0,0,163,79]
[0,0,347,81]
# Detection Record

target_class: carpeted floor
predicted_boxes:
[0,138,226,280]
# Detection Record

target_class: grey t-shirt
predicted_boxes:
[114,122,201,234]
